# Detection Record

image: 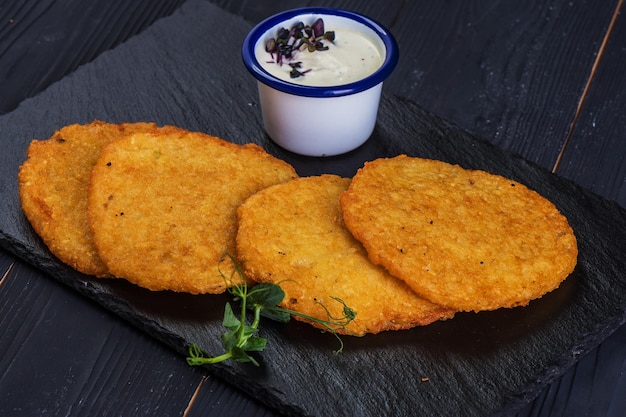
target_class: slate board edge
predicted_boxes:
[3,102,626,417]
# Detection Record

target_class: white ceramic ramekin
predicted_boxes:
[242,8,399,156]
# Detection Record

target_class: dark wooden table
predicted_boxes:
[1,1,625,416]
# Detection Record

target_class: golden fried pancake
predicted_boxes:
[340,155,578,312]
[87,129,297,294]
[18,120,176,276]
[236,174,455,336]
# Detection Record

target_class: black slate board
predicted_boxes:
[1,2,626,416]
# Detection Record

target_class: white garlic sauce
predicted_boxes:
[258,27,384,87]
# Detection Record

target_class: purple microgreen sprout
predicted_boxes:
[263,18,336,78]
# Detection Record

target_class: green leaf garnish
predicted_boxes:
[186,253,356,367]
[247,282,285,308]
[221,303,240,330]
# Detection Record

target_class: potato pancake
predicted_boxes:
[18,120,176,277]
[87,129,297,293]
[236,174,455,336]
[340,155,578,312]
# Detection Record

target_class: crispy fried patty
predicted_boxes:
[340,155,578,312]
[18,120,176,276]
[236,174,455,335]
[87,129,297,293]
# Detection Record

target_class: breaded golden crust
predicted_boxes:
[236,174,455,336]
[87,130,297,294]
[18,120,176,277]
[340,155,578,312]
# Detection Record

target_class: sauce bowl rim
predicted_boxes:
[241,7,399,98]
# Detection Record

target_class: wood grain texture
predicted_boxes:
[517,323,626,416]
[385,0,619,169]
[0,253,204,417]
[0,0,185,115]
[187,374,277,417]
[555,1,626,207]
[209,0,404,26]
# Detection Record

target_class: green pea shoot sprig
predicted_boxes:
[186,254,356,367]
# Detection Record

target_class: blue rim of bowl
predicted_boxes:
[241,7,399,98]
